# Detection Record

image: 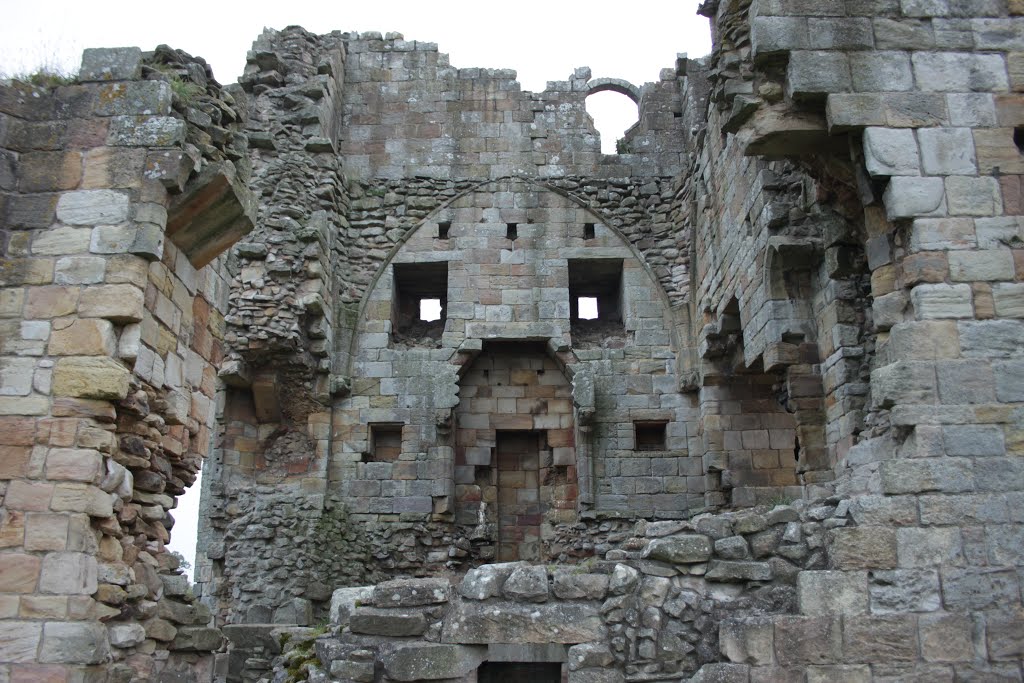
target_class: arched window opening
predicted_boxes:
[585,90,639,155]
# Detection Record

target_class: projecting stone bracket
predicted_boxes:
[166,161,256,268]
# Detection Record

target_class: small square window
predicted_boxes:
[577,297,598,320]
[634,421,667,451]
[506,223,518,240]
[368,423,403,462]
[420,298,442,321]
[583,223,595,240]
[437,222,451,239]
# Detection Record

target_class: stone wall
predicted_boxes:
[2,0,1024,679]
[0,45,252,681]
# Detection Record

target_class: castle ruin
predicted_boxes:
[1,1,1024,681]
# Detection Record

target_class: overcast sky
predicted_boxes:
[0,0,713,578]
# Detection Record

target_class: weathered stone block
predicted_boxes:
[774,616,842,666]
[720,617,774,665]
[441,599,605,644]
[79,47,143,82]
[918,127,977,175]
[884,176,946,219]
[552,570,608,600]
[373,577,449,607]
[48,318,116,356]
[503,565,549,602]
[827,527,897,569]
[380,643,486,681]
[910,283,974,319]
[705,560,773,582]
[39,551,97,595]
[941,567,1020,610]
[52,357,130,400]
[350,607,427,636]
[919,613,974,663]
[863,127,920,177]
[107,115,185,146]
[869,569,941,613]
[642,534,713,563]
[786,51,852,99]
[55,190,130,227]
[798,571,868,615]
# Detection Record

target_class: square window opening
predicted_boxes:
[437,221,451,239]
[583,223,596,240]
[635,421,667,451]
[367,423,403,462]
[420,298,442,321]
[506,223,518,240]
[577,296,599,320]
[392,262,447,347]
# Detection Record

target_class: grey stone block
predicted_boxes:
[883,176,946,219]
[642,534,712,563]
[995,360,1024,402]
[79,47,143,82]
[910,283,973,319]
[786,51,852,99]
[798,571,868,615]
[941,567,1020,610]
[944,176,1000,217]
[911,52,1009,93]
[851,52,914,92]
[943,425,1005,456]
[993,283,1024,318]
[863,128,920,177]
[503,565,549,602]
[373,577,449,607]
[869,569,941,613]
[880,458,974,494]
[350,607,427,636]
[918,127,977,175]
[380,643,486,682]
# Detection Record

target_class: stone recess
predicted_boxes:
[2,0,1023,681]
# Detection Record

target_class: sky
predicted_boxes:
[0,0,713,578]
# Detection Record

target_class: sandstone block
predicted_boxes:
[38,621,110,664]
[851,52,914,92]
[108,622,146,648]
[827,527,897,569]
[45,447,103,482]
[55,190,130,226]
[919,613,974,662]
[993,283,1024,317]
[869,569,941,613]
[797,571,868,615]
[39,551,97,595]
[995,360,1024,401]
[54,256,105,285]
[50,483,114,518]
[774,616,841,666]
[945,177,1001,217]
[844,615,918,662]
[911,283,973,319]
[0,621,43,662]
[720,617,774,665]
[48,318,116,356]
[78,284,144,323]
[0,357,35,396]
[941,567,1019,610]
[32,225,92,255]
[52,357,129,400]
[0,553,41,593]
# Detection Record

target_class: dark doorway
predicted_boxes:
[478,662,562,683]
[496,431,541,562]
